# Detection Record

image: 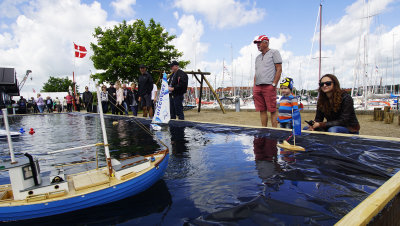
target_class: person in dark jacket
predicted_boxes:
[128,83,139,116]
[307,74,360,134]
[46,96,53,113]
[168,60,188,120]
[17,96,27,114]
[82,86,93,113]
[107,83,117,114]
[138,64,154,118]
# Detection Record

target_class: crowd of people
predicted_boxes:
[11,40,359,136]
[12,61,189,120]
[13,93,86,114]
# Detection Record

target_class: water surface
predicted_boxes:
[1,113,399,225]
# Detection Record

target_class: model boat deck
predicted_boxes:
[0,150,167,206]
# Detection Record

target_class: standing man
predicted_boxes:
[17,96,27,114]
[82,86,93,113]
[253,35,282,127]
[168,60,188,120]
[107,82,117,114]
[138,64,154,118]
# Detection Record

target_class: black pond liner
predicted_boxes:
[1,113,399,225]
[166,120,399,225]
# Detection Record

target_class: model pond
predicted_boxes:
[1,113,399,225]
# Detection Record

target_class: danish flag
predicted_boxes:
[74,43,87,58]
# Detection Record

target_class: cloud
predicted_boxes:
[174,0,265,29]
[1,23,9,29]
[0,0,26,19]
[214,0,400,91]
[0,0,110,93]
[171,14,209,74]
[110,0,136,17]
[173,11,179,20]
[307,0,399,89]
[188,0,400,93]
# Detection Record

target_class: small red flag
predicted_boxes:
[74,43,87,58]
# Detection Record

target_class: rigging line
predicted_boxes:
[103,86,169,149]
[352,6,366,97]
[129,116,168,149]
[102,90,168,149]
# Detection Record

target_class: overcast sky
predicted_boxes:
[1,0,399,95]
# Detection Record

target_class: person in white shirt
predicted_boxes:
[100,85,109,113]
[151,83,158,115]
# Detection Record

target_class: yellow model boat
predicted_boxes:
[277,140,305,152]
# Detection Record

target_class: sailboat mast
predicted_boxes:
[319,3,322,81]
[222,59,225,97]
[96,86,113,176]
[363,0,370,110]
[2,109,16,163]
[392,33,395,94]
[231,44,234,96]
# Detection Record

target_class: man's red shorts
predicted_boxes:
[253,84,277,112]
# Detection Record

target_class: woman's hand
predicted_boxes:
[312,122,321,130]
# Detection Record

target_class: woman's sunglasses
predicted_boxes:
[319,81,333,87]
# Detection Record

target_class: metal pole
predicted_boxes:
[72,71,77,111]
[392,33,395,94]
[96,87,112,176]
[2,109,16,163]
[319,3,322,81]
[292,107,296,146]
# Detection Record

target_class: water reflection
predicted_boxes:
[169,125,188,155]
[253,136,281,182]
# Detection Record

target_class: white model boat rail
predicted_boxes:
[47,143,108,154]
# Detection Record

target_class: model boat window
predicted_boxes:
[22,165,33,180]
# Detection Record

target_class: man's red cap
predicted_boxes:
[254,35,269,43]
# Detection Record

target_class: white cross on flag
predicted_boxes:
[74,43,87,58]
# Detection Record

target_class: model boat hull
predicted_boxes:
[0,152,169,221]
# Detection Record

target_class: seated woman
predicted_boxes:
[307,74,360,134]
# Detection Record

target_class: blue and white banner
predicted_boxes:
[152,73,170,124]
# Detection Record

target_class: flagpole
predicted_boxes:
[72,42,77,111]
[72,42,87,112]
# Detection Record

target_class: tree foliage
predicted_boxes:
[42,76,76,92]
[90,19,189,84]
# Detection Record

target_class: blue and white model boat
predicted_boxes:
[0,129,21,139]
[0,87,169,221]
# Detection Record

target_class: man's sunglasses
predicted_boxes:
[319,81,333,87]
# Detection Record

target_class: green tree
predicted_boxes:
[42,76,77,92]
[90,19,189,84]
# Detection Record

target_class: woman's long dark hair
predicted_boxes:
[317,74,345,115]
